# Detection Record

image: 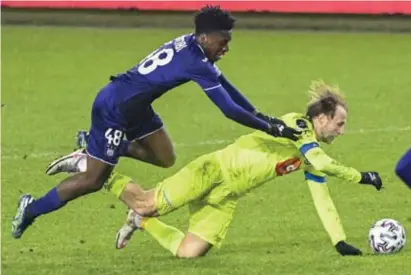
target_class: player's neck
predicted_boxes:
[312,118,322,141]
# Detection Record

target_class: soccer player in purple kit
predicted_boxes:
[12,5,300,239]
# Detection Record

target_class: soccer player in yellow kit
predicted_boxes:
[107,80,383,258]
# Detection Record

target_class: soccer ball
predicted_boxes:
[368,218,406,254]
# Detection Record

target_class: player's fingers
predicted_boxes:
[289,130,302,140]
[288,134,299,141]
[284,127,301,135]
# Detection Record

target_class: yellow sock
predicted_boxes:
[141,218,185,256]
[104,172,132,198]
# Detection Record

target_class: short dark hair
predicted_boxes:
[194,5,235,34]
[306,79,347,119]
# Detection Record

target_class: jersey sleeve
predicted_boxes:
[218,72,256,113]
[188,60,270,132]
[305,165,347,245]
[190,61,222,92]
[303,147,361,183]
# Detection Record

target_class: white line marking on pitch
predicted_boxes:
[2,126,410,160]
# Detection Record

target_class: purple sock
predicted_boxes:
[118,140,130,157]
[395,148,411,188]
[27,187,66,219]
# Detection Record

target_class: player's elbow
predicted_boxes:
[312,163,336,177]
[310,162,328,173]
[222,107,239,121]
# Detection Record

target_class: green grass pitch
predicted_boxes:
[2,26,411,275]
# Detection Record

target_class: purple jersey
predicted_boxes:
[87,33,269,165]
[111,33,222,107]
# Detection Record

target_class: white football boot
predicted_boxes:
[115,209,143,249]
[11,194,35,239]
[45,148,87,175]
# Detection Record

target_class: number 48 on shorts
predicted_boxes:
[105,128,124,157]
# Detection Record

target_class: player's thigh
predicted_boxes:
[177,233,213,258]
[126,107,175,167]
[154,153,223,215]
[139,127,175,167]
[188,198,237,249]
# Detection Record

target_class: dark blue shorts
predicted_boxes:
[86,82,164,165]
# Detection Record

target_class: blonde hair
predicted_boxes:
[306,79,347,118]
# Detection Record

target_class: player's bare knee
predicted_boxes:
[176,247,203,259]
[158,153,176,168]
[175,241,210,259]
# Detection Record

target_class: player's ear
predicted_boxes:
[317,113,328,126]
[198,34,208,46]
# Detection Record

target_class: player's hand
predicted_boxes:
[335,241,363,256]
[267,123,301,141]
[255,112,301,141]
[359,172,383,190]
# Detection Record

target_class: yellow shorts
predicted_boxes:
[188,197,237,248]
[154,151,238,248]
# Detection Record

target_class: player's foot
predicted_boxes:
[12,194,35,239]
[46,148,87,175]
[115,209,143,249]
[76,130,89,149]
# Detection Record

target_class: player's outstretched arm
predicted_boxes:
[302,145,383,190]
[205,86,300,140]
[192,63,300,140]
[218,74,256,112]
[218,74,302,140]
[305,169,362,256]
[204,85,270,132]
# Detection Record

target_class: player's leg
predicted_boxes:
[12,155,114,239]
[183,198,237,256]
[116,210,211,257]
[127,130,175,169]
[116,190,236,258]
[12,89,124,238]
[113,153,225,251]
[395,147,411,188]
[125,107,175,168]
[137,220,214,258]
[78,124,175,168]
[176,233,213,258]
[109,152,224,216]
[46,108,174,175]
[129,199,237,258]
[45,148,88,175]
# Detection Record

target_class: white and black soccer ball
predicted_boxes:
[369,218,406,254]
